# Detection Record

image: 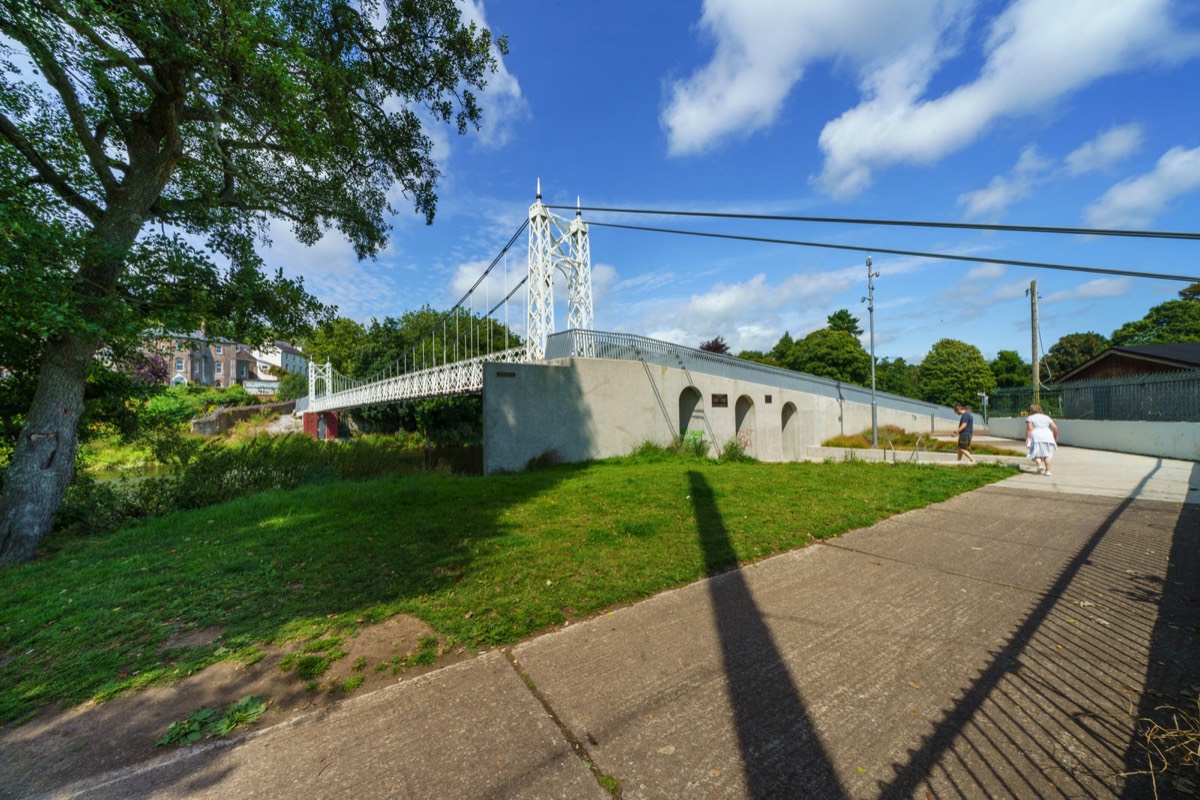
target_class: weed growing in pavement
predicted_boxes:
[156,695,268,747]
[390,636,441,675]
[279,637,347,681]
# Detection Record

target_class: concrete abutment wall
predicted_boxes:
[988,416,1200,461]
[483,358,960,474]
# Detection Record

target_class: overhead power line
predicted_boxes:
[584,221,1200,283]
[547,205,1200,241]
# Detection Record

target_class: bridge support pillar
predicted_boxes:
[303,411,340,440]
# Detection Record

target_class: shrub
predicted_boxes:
[54,473,135,537]
[720,438,755,462]
[50,434,436,540]
[680,429,708,458]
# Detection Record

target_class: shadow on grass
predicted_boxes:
[0,459,591,795]
[688,470,847,798]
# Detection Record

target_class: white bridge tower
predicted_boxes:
[527,180,593,359]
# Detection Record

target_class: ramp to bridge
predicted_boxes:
[483,330,959,474]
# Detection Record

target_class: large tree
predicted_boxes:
[698,335,730,354]
[875,356,920,399]
[1110,300,1200,346]
[918,339,996,407]
[826,308,863,337]
[788,328,870,385]
[769,331,794,363]
[0,0,506,564]
[989,349,1031,388]
[1042,332,1109,380]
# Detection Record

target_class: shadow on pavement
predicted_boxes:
[687,471,847,799]
[874,459,1200,798]
[1121,461,1200,798]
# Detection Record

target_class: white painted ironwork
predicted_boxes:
[306,182,594,415]
[526,181,593,360]
[308,346,528,414]
[309,360,331,404]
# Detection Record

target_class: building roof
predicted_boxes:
[1058,342,1200,381]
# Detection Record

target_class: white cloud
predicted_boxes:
[1065,124,1144,175]
[958,145,1052,218]
[817,0,1194,198]
[614,271,680,294]
[1085,145,1200,228]
[637,263,870,352]
[591,262,618,306]
[992,279,1033,301]
[661,0,970,156]
[964,262,1007,282]
[1043,277,1131,303]
[457,0,530,148]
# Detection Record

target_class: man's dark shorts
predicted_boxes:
[958,433,972,450]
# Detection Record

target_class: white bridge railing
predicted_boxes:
[308,346,529,413]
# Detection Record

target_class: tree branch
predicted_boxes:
[1,16,120,195]
[154,194,305,224]
[40,0,167,96]
[0,112,102,223]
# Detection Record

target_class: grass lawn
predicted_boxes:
[0,456,1015,724]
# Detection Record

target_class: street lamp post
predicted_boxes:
[862,256,880,449]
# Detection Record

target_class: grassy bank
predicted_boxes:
[0,456,1015,724]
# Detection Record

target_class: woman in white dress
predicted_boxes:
[1025,404,1059,475]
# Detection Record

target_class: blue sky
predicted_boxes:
[269,0,1200,365]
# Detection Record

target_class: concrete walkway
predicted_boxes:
[42,446,1200,799]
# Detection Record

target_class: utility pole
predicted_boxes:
[1028,280,1040,406]
[862,256,880,448]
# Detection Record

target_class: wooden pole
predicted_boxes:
[1031,280,1040,406]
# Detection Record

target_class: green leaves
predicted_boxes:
[789,328,871,385]
[918,338,997,407]
[156,695,268,747]
[1110,300,1200,346]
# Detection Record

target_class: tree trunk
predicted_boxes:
[0,333,95,564]
[0,204,151,565]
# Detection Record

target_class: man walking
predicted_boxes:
[954,405,976,463]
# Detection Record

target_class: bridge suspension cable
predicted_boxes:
[546,205,1200,242]
[582,221,1200,284]
[314,218,532,404]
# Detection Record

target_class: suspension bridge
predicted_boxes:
[303,183,963,470]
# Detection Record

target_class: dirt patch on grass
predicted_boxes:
[0,614,470,799]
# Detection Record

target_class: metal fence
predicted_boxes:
[989,386,1065,418]
[990,369,1200,421]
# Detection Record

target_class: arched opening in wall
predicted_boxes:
[781,402,798,461]
[735,395,755,456]
[679,386,705,451]
[317,416,327,440]
[170,375,187,387]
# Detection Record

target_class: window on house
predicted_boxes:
[238,362,248,378]
[215,362,223,376]
[175,357,184,372]
[215,345,223,355]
